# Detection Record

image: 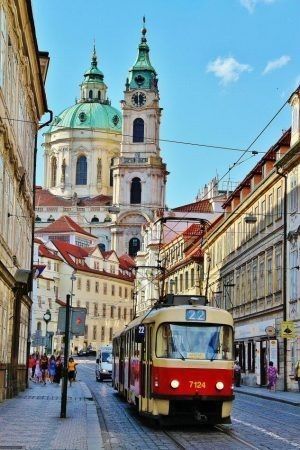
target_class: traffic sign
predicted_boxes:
[280,321,296,339]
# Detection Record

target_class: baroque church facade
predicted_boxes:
[35,22,167,257]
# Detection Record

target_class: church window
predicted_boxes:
[98,90,101,100]
[133,118,144,143]
[129,237,140,257]
[76,155,87,185]
[89,90,93,99]
[130,177,141,204]
[50,156,57,187]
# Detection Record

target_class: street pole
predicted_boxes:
[60,294,71,418]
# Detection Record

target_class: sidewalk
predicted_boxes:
[0,379,103,450]
[234,385,300,406]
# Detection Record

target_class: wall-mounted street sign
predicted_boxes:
[265,326,276,337]
[280,321,296,339]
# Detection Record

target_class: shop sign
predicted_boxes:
[280,321,296,339]
[269,339,278,367]
[235,319,276,339]
[265,326,276,337]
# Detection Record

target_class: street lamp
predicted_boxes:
[43,309,51,354]
[70,272,76,307]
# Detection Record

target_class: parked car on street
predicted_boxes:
[95,345,112,381]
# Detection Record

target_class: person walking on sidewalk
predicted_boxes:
[67,357,78,387]
[53,355,63,384]
[40,353,48,385]
[294,360,300,392]
[34,357,42,383]
[234,360,242,387]
[48,355,56,383]
[267,361,278,391]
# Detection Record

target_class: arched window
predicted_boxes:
[76,155,87,185]
[98,90,101,100]
[133,118,144,143]
[50,157,57,187]
[130,177,141,204]
[129,237,140,257]
[37,321,41,331]
[89,90,93,99]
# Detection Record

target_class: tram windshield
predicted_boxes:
[156,323,233,360]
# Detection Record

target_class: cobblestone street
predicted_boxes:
[79,359,300,450]
[0,359,299,449]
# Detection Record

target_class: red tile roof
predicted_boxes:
[119,254,136,270]
[182,223,204,238]
[52,240,134,281]
[36,215,97,238]
[172,199,212,213]
[35,187,112,207]
[39,243,63,261]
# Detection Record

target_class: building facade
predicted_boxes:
[0,0,48,401]
[33,217,135,354]
[203,130,292,389]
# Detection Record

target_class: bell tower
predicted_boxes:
[111,19,168,256]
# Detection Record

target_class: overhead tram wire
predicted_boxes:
[0,114,264,154]
[160,97,290,244]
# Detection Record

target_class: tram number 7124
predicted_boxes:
[189,381,206,389]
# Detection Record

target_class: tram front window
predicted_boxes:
[156,323,233,360]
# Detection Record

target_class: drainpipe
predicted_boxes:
[26,110,53,387]
[276,168,288,392]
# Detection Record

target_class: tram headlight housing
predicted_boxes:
[170,379,180,389]
[216,381,224,390]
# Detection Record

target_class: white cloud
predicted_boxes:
[263,55,291,75]
[207,57,252,85]
[240,0,276,14]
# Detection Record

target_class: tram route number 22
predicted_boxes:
[189,381,206,389]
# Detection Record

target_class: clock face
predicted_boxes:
[131,91,146,107]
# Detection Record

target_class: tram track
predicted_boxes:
[80,363,293,450]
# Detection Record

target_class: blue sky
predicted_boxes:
[32,0,299,207]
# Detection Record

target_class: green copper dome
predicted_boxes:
[46,102,122,133]
[46,46,122,134]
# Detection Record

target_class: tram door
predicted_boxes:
[141,325,153,412]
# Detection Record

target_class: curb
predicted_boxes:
[80,382,104,450]
[235,389,300,407]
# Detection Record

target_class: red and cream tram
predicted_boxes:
[112,295,234,424]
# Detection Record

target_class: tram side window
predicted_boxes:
[114,339,120,357]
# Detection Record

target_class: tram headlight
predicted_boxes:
[170,379,180,389]
[216,381,224,390]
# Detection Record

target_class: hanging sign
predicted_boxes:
[265,326,276,337]
[280,321,296,339]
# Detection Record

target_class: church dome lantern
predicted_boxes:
[127,17,158,91]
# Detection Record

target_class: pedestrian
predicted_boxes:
[234,360,242,387]
[67,357,78,387]
[34,358,42,383]
[294,360,300,392]
[267,361,278,391]
[28,354,35,380]
[48,355,56,383]
[53,356,62,384]
[40,353,48,385]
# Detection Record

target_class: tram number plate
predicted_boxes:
[189,381,206,389]
[185,309,206,321]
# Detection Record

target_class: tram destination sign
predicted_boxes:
[185,309,206,321]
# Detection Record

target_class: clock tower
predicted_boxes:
[111,19,168,256]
